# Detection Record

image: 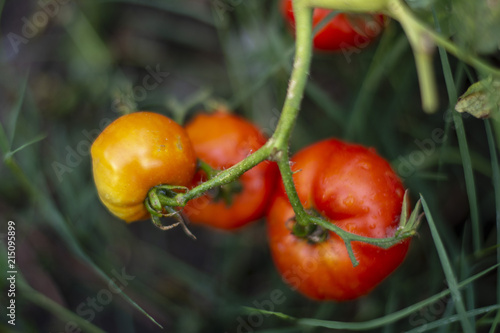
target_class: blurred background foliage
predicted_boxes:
[0,0,499,332]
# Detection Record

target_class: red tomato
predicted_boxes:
[281,0,385,51]
[184,111,278,230]
[267,139,409,300]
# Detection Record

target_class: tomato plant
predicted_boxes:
[281,0,385,51]
[267,138,410,300]
[183,111,278,230]
[91,111,197,222]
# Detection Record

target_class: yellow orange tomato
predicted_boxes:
[91,111,197,222]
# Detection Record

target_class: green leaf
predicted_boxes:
[455,76,500,119]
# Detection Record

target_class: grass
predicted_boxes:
[1,0,499,332]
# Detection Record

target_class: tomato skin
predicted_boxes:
[281,0,384,52]
[184,111,278,230]
[91,112,197,222]
[267,139,409,301]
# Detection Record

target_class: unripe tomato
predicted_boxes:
[267,139,409,300]
[184,111,278,230]
[281,0,385,52]
[91,112,197,222]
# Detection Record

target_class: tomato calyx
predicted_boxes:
[211,181,243,207]
[145,185,197,239]
[395,190,424,238]
[289,210,329,244]
[197,159,243,207]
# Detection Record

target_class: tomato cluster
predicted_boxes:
[91,111,409,301]
[91,110,277,229]
[281,0,385,52]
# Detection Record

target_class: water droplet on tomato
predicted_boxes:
[358,161,371,170]
[343,195,354,207]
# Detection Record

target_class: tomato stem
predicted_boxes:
[177,143,273,205]
[307,0,388,12]
[386,0,500,112]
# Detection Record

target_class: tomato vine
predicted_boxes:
[145,0,499,266]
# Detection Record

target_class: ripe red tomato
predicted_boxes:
[184,111,278,230]
[91,112,197,222]
[281,0,385,51]
[267,139,409,300]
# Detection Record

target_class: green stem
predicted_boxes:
[387,0,500,111]
[277,155,310,225]
[307,0,388,12]
[175,0,315,212]
[388,0,500,76]
[272,0,314,147]
[177,143,272,204]
[266,0,316,226]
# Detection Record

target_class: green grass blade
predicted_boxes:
[0,244,106,333]
[312,11,339,36]
[491,312,500,333]
[4,134,46,160]
[37,186,164,329]
[433,7,482,253]
[257,264,498,330]
[485,118,500,332]
[243,307,296,321]
[0,123,9,156]
[420,195,474,333]
[7,70,29,149]
[405,305,500,333]
[19,279,107,333]
[452,111,481,250]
